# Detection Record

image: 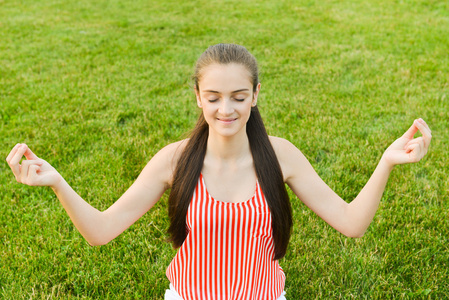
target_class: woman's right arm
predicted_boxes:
[6,142,184,246]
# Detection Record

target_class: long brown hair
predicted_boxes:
[167,44,292,260]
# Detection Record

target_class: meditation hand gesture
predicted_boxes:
[6,144,61,187]
[382,118,432,167]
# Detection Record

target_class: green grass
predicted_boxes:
[1,0,448,298]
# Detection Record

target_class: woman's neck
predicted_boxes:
[205,128,251,162]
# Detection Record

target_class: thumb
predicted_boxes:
[23,145,39,160]
[402,120,419,140]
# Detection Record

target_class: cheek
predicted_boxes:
[241,103,253,117]
[201,104,217,121]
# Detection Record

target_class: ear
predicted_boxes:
[252,83,261,107]
[194,85,202,108]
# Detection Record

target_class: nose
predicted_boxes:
[218,98,234,116]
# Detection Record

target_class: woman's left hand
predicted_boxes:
[382,118,432,167]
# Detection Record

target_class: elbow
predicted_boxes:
[347,232,365,238]
[84,212,112,246]
[341,209,369,238]
[87,239,109,246]
[86,235,111,246]
[87,240,106,246]
[342,227,366,238]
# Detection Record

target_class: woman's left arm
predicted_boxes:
[274,118,431,238]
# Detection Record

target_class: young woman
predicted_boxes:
[6,44,431,300]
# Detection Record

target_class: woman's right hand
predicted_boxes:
[6,143,62,187]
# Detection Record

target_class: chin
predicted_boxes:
[211,126,247,138]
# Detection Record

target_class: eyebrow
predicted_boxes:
[203,88,250,94]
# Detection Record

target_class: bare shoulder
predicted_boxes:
[269,135,293,148]
[269,136,300,156]
[139,139,188,188]
[268,136,309,182]
[158,139,189,161]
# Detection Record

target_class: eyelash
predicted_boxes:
[208,98,245,102]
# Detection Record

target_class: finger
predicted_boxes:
[8,144,28,178]
[417,136,426,157]
[20,160,43,183]
[404,137,423,149]
[21,159,43,166]
[417,118,431,131]
[26,165,41,186]
[407,142,422,161]
[23,144,39,160]
[405,143,418,154]
[402,120,419,140]
[20,160,32,183]
[6,143,21,163]
[415,119,432,145]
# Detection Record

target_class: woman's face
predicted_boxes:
[195,63,261,138]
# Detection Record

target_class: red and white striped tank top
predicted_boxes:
[166,174,285,300]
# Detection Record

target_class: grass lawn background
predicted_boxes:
[1,0,448,298]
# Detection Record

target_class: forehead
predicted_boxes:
[198,63,252,92]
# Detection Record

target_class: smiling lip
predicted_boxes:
[217,118,237,123]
